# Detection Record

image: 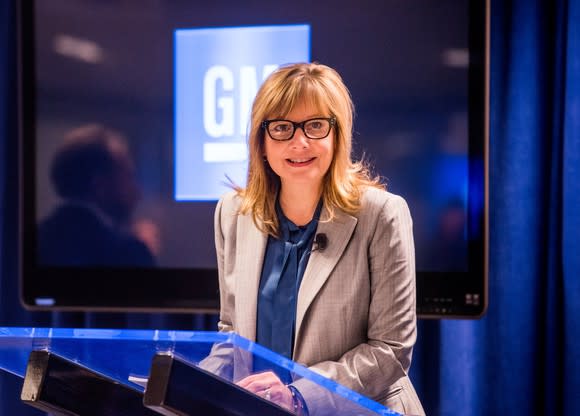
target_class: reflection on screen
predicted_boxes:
[33,1,474,273]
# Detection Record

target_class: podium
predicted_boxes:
[0,328,399,415]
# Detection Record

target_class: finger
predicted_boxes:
[263,387,272,401]
[239,379,272,393]
[266,385,294,411]
[236,373,264,388]
[236,371,279,389]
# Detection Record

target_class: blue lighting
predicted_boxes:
[174,25,311,201]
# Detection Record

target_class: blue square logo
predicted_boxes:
[174,25,311,200]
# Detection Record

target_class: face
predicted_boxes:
[95,150,140,224]
[264,100,334,192]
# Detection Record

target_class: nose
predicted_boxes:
[290,127,309,148]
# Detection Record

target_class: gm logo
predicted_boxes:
[174,25,311,200]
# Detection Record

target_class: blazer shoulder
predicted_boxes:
[360,187,410,214]
[218,190,242,210]
[215,190,245,234]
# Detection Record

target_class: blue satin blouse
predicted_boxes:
[256,199,322,363]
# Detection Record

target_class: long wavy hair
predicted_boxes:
[237,62,383,236]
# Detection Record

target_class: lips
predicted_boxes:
[286,157,316,166]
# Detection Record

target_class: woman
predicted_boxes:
[214,62,424,415]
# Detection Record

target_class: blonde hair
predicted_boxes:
[238,62,383,236]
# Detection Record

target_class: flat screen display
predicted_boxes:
[19,0,488,317]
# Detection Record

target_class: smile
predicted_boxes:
[286,157,316,166]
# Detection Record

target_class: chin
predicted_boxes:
[283,174,324,187]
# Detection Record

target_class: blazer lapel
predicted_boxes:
[235,213,267,342]
[294,207,357,347]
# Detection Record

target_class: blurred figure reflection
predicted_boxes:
[37,123,156,267]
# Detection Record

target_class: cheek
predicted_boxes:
[264,139,277,159]
[264,143,283,174]
[264,143,274,166]
[320,139,334,168]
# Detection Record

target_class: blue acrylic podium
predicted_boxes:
[0,328,399,415]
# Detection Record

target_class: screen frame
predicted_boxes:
[17,0,489,318]
[415,0,489,318]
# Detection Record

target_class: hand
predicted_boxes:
[236,371,294,412]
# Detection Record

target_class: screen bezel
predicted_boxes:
[416,0,489,318]
[17,0,489,318]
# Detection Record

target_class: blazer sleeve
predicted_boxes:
[198,194,237,379]
[298,194,417,402]
[214,194,235,334]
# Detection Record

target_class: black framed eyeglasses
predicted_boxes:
[261,117,336,141]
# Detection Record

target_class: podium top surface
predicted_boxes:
[0,327,399,415]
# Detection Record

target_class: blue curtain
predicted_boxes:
[411,0,580,415]
[1,0,579,415]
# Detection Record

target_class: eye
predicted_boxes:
[306,120,324,130]
[271,122,292,133]
[268,120,293,136]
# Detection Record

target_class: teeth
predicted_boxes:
[289,158,312,163]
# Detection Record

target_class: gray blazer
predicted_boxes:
[214,187,425,415]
